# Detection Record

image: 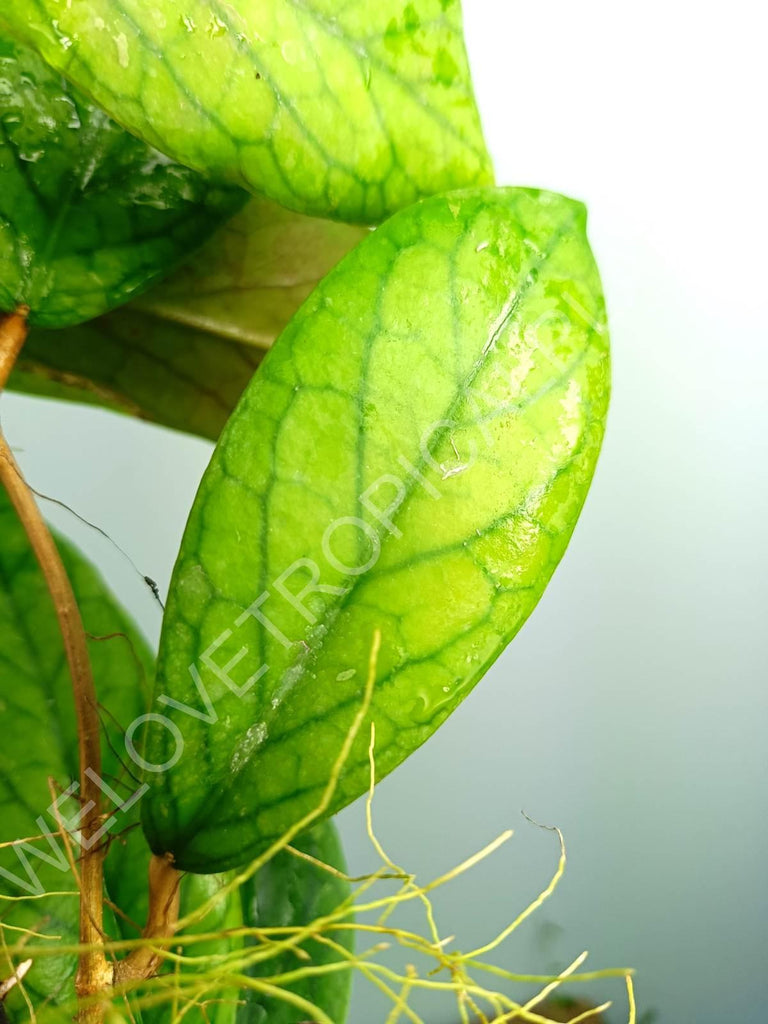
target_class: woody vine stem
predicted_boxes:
[0,309,181,1022]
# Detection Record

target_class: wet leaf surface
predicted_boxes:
[10,200,366,438]
[142,187,611,873]
[0,35,243,327]
[1,1,492,222]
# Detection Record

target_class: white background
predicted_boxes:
[2,1,767,1020]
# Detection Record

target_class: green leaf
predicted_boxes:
[1,1,492,223]
[108,836,245,1024]
[9,199,367,438]
[0,34,243,327]
[159,874,244,1024]
[132,199,369,348]
[141,187,610,874]
[11,309,265,440]
[236,820,353,1024]
[107,820,350,1024]
[0,486,153,1004]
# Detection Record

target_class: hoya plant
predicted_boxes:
[0,4,619,1022]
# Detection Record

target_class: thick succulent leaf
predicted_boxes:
[1,1,492,223]
[141,187,610,873]
[9,200,366,438]
[0,486,153,1004]
[0,35,243,327]
[237,820,353,1024]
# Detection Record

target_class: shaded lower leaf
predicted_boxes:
[141,186,610,873]
[0,486,152,1006]
[134,199,369,349]
[9,200,366,439]
[11,309,264,440]
[237,821,352,1024]
[162,874,244,1024]
[0,35,243,328]
[107,820,350,1024]
[116,863,244,1024]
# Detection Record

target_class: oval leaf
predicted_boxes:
[237,820,353,1024]
[0,486,152,1005]
[0,35,243,327]
[9,200,366,438]
[1,2,492,222]
[141,187,610,873]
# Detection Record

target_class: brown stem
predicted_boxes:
[0,310,111,1020]
[113,854,181,985]
[1,311,181,1008]
[0,307,29,391]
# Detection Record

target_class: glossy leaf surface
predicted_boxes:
[1,1,492,222]
[237,820,352,1023]
[0,35,243,327]
[0,487,152,1005]
[10,200,366,437]
[142,187,610,873]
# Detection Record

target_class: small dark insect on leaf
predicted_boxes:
[144,576,165,609]
[26,483,165,609]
